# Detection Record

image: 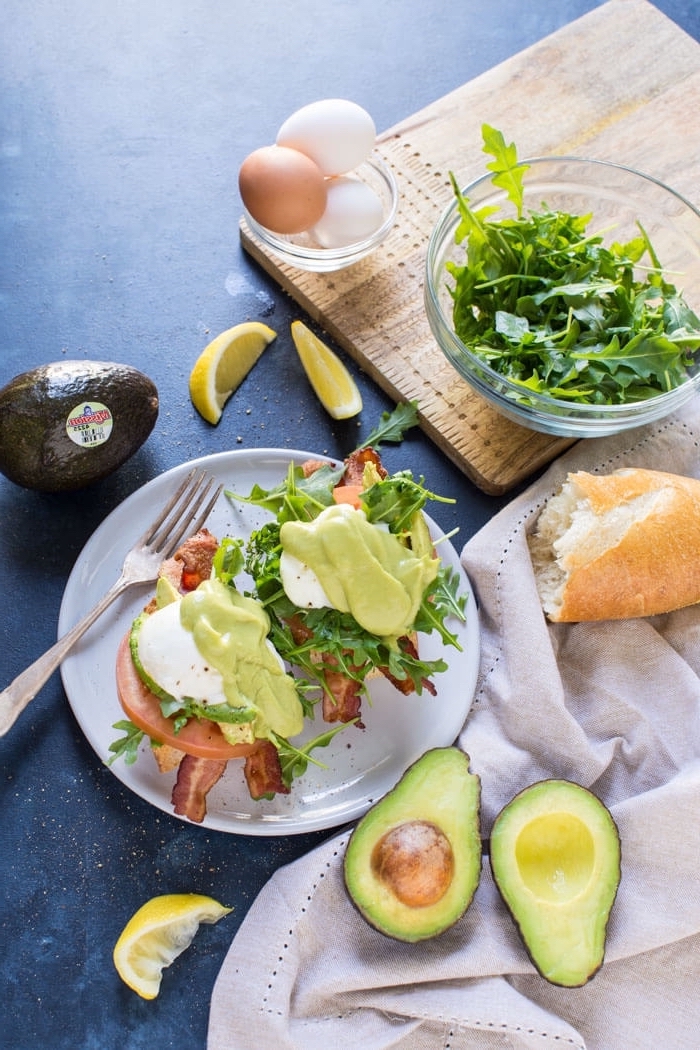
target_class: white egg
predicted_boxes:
[311,175,384,248]
[276,98,376,177]
[137,598,286,703]
[137,601,228,704]
[279,550,331,609]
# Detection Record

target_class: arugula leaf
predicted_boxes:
[272,721,356,790]
[361,471,455,534]
[279,610,443,696]
[107,720,145,766]
[481,123,528,215]
[211,536,244,584]
[414,566,467,648]
[445,127,700,406]
[227,461,344,523]
[358,400,419,450]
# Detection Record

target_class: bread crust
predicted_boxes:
[529,467,700,622]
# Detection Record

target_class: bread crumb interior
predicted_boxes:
[528,479,664,618]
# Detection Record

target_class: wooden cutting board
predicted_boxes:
[241,0,700,494]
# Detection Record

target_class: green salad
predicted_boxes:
[447,125,700,405]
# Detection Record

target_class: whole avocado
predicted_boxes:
[0,360,159,492]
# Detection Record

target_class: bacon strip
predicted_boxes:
[379,664,436,697]
[174,527,219,590]
[168,733,290,820]
[301,458,334,478]
[322,669,363,726]
[378,634,436,696]
[171,754,228,824]
[243,740,289,799]
[144,527,219,612]
[341,446,387,486]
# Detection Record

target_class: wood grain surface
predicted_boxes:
[240,0,700,493]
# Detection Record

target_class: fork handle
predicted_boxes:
[0,575,131,737]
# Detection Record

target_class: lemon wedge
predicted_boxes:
[113,893,231,1000]
[291,319,363,420]
[189,321,277,424]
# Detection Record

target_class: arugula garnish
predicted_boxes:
[361,471,454,534]
[272,721,358,793]
[211,536,245,583]
[415,566,467,647]
[107,720,145,766]
[232,461,344,522]
[359,400,419,449]
[446,124,700,405]
[229,401,422,521]
[264,599,453,698]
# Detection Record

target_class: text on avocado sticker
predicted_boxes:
[66,402,114,448]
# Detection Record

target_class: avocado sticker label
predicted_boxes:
[66,402,114,448]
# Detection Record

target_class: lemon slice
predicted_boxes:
[291,320,363,420]
[113,893,231,999]
[189,321,277,424]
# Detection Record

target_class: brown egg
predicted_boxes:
[238,145,328,235]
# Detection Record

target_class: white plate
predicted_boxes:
[59,449,480,835]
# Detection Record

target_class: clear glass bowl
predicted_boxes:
[241,152,398,273]
[425,157,700,437]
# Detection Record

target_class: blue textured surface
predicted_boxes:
[1,2,699,1048]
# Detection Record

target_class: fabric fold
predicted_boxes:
[209,399,700,1050]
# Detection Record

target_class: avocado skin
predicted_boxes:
[0,360,159,492]
[343,747,482,942]
[489,779,621,987]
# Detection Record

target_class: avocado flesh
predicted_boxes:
[490,779,621,987]
[344,747,482,942]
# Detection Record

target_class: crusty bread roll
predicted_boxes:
[528,467,700,622]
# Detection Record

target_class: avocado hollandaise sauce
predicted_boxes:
[279,503,439,640]
[132,579,303,742]
[131,505,438,743]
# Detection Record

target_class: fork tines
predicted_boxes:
[142,469,224,558]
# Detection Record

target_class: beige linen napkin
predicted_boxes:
[208,399,700,1050]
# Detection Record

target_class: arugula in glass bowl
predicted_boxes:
[426,125,700,434]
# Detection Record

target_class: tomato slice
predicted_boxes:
[115,633,254,761]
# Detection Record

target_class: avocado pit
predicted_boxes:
[370,819,454,907]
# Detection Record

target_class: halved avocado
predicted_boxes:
[490,779,621,987]
[343,747,482,941]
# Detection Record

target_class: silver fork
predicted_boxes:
[0,468,223,737]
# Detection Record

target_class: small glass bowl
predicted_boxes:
[241,152,398,273]
[425,157,700,437]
